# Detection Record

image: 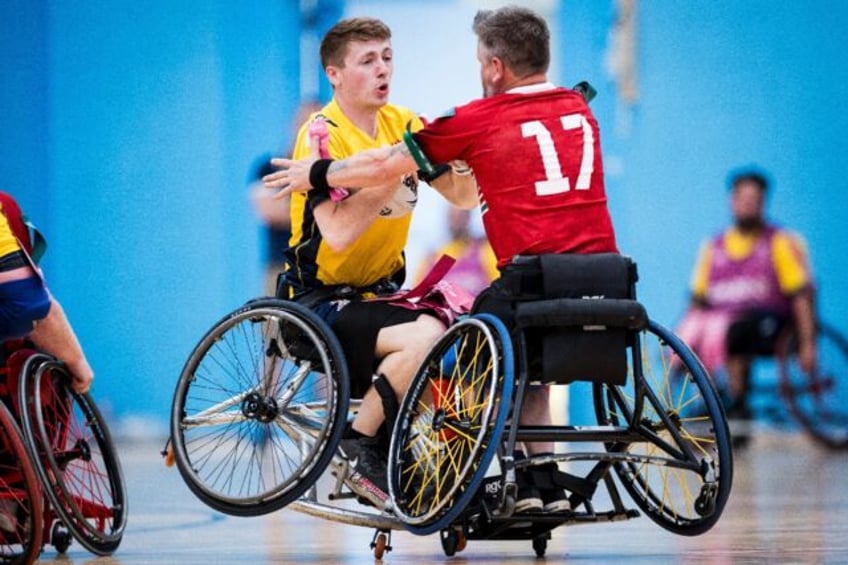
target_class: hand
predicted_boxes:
[67,358,94,394]
[263,131,322,199]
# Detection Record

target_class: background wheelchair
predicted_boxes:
[717,317,848,450]
[0,340,128,561]
[168,298,404,558]
[169,254,733,559]
[387,254,733,556]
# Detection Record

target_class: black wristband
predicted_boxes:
[418,163,451,184]
[309,158,334,197]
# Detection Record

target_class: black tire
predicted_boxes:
[17,353,127,556]
[170,299,349,516]
[594,320,733,535]
[0,400,43,565]
[779,321,848,449]
[388,314,514,535]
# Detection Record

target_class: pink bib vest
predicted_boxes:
[705,226,790,315]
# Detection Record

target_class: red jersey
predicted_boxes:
[414,83,618,267]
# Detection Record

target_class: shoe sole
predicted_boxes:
[514,498,543,513]
[543,499,572,513]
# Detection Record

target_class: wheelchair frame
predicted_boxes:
[0,343,127,560]
[389,254,733,556]
[169,253,734,559]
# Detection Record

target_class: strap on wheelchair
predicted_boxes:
[373,374,399,433]
[515,298,647,330]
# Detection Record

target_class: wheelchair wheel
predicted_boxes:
[388,314,514,535]
[17,353,127,556]
[170,298,349,516]
[594,320,733,536]
[779,321,848,449]
[0,401,43,565]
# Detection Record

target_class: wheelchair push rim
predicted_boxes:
[17,353,128,556]
[388,314,514,535]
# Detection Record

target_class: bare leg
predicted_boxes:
[351,314,445,436]
[519,386,555,455]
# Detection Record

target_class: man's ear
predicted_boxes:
[325,66,340,87]
[490,57,506,83]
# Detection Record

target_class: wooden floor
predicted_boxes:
[32,430,848,564]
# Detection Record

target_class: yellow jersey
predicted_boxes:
[1,201,22,258]
[284,99,423,293]
[690,225,811,301]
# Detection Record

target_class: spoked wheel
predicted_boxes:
[594,320,733,535]
[170,299,349,516]
[0,401,43,565]
[389,314,514,535]
[17,353,127,556]
[779,321,848,449]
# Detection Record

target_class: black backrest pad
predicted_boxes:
[513,253,643,386]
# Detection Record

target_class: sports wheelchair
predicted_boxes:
[0,340,128,562]
[168,254,733,558]
[714,317,848,450]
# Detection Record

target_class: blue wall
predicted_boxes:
[2,1,846,434]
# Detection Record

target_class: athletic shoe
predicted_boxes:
[514,468,543,513]
[339,436,391,510]
[536,462,571,512]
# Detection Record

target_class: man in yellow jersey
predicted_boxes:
[279,18,475,508]
[677,169,816,423]
[0,192,93,394]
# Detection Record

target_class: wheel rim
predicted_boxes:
[390,315,513,533]
[596,321,732,534]
[20,355,127,554]
[171,302,348,514]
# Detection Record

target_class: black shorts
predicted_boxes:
[311,297,421,397]
[726,310,790,357]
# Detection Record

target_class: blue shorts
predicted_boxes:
[0,276,51,341]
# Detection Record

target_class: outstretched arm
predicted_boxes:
[263,142,479,209]
[263,142,415,199]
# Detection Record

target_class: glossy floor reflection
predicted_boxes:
[32,431,848,564]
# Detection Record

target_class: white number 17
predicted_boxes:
[520,114,594,196]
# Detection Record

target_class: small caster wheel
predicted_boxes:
[440,528,466,556]
[370,529,392,559]
[51,522,73,554]
[532,535,547,557]
[695,483,717,516]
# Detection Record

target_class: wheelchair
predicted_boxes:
[0,340,128,560]
[169,255,733,558]
[387,253,733,557]
[717,317,848,450]
[169,297,406,558]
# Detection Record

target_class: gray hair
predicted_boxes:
[472,5,550,77]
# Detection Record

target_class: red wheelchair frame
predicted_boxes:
[0,340,127,561]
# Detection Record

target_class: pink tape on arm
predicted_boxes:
[308,117,350,202]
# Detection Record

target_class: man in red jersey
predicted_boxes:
[265,5,618,513]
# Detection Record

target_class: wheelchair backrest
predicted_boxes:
[509,253,646,386]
